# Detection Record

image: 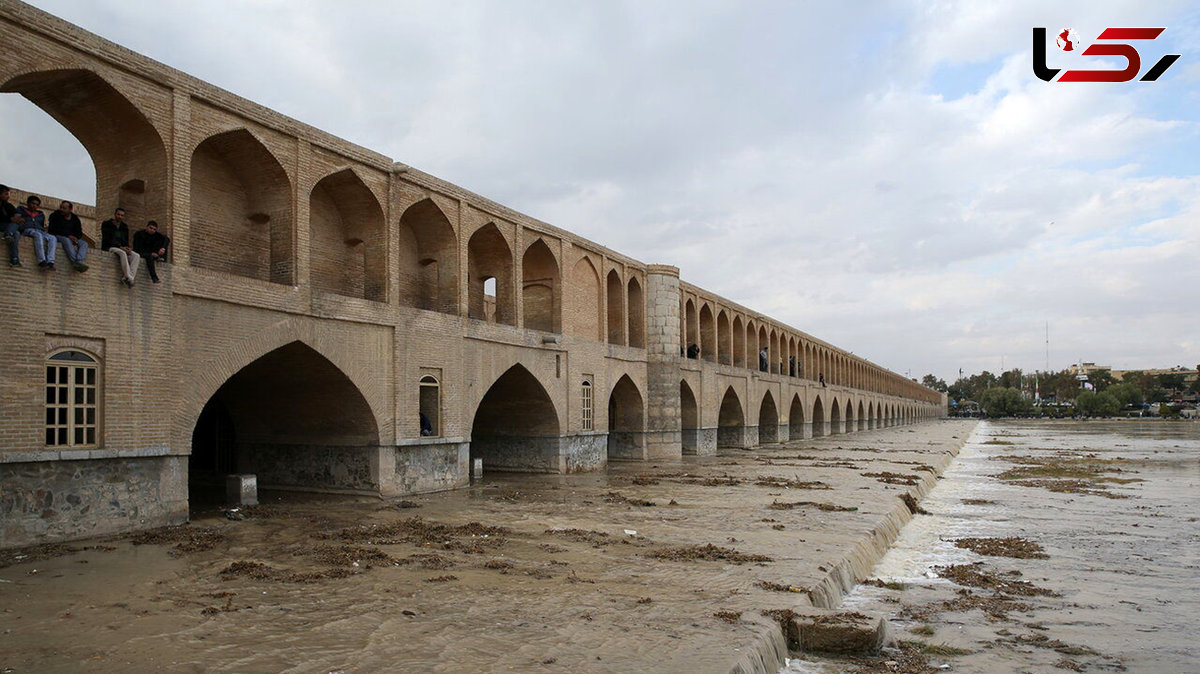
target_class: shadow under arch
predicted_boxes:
[680,379,700,455]
[758,390,779,444]
[398,198,459,314]
[607,374,645,461]
[309,167,386,301]
[189,341,381,510]
[789,394,806,440]
[470,364,564,473]
[717,386,746,448]
[812,395,826,437]
[2,68,168,225]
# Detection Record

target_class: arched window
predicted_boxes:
[45,350,99,447]
[581,379,594,431]
[419,375,440,437]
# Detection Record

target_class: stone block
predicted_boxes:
[226,474,259,506]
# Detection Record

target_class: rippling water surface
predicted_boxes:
[785,420,1200,673]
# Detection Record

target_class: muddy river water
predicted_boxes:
[788,420,1200,673]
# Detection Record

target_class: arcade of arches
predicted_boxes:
[0,2,945,549]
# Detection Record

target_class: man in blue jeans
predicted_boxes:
[14,194,56,270]
[47,200,88,272]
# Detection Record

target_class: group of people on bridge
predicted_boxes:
[685,341,827,386]
[2,186,169,286]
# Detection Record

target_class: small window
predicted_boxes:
[46,350,99,447]
[419,376,441,437]
[581,380,593,431]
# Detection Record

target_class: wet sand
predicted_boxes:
[791,420,1200,674]
[0,421,975,673]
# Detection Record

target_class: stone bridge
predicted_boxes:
[0,1,944,548]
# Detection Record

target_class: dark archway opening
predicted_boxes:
[789,395,805,440]
[470,365,560,473]
[758,391,779,444]
[831,400,843,435]
[607,375,645,461]
[680,380,699,454]
[188,341,380,512]
[812,397,826,438]
[717,387,744,448]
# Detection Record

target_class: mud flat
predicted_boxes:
[792,420,1200,673]
[0,420,975,673]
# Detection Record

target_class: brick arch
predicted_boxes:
[567,254,602,341]
[607,374,645,460]
[190,127,294,284]
[626,275,645,349]
[811,393,826,437]
[468,221,515,325]
[522,238,561,333]
[758,390,779,444]
[717,385,745,448]
[2,67,169,227]
[398,198,459,314]
[470,363,562,472]
[175,319,391,452]
[308,167,386,301]
[606,269,624,345]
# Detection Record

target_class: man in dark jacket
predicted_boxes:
[133,220,170,284]
[101,207,139,286]
[1,184,23,267]
[47,200,88,272]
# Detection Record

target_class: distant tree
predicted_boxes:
[1106,382,1143,409]
[979,387,1032,418]
[921,374,948,392]
[1159,403,1181,418]
[1076,390,1119,417]
[1158,373,1187,392]
[1088,369,1116,393]
[997,368,1023,390]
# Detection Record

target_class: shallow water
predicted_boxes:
[786,420,1200,673]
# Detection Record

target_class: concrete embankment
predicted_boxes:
[0,420,976,673]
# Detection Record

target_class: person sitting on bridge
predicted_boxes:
[789,356,796,377]
[1,185,23,267]
[819,373,826,387]
[759,347,768,372]
[15,195,56,270]
[101,207,139,286]
[47,200,88,272]
[419,412,434,436]
[133,220,169,284]
[686,343,700,359]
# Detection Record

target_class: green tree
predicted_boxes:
[1076,390,1119,417]
[1158,373,1186,393]
[1106,382,1143,409]
[979,387,1032,418]
[1088,369,1116,392]
[921,374,948,392]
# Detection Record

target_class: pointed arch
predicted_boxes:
[830,398,842,434]
[607,375,645,460]
[717,310,731,365]
[699,304,716,362]
[858,400,866,431]
[398,198,459,314]
[468,222,515,325]
[732,316,746,368]
[756,325,769,372]
[683,299,698,356]
[2,68,168,225]
[190,128,293,283]
[811,395,826,437]
[309,168,385,301]
[789,394,806,439]
[717,386,745,448]
[607,269,624,345]
[627,276,645,349]
[758,390,779,444]
[522,239,560,332]
[471,364,560,472]
[568,255,602,340]
[680,380,699,454]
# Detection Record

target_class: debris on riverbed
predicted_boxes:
[862,472,921,486]
[317,516,512,553]
[755,476,832,489]
[951,536,1048,559]
[933,563,1057,597]
[646,543,772,564]
[128,525,226,555]
[768,499,857,512]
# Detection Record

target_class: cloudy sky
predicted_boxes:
[3,0,1198,382]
